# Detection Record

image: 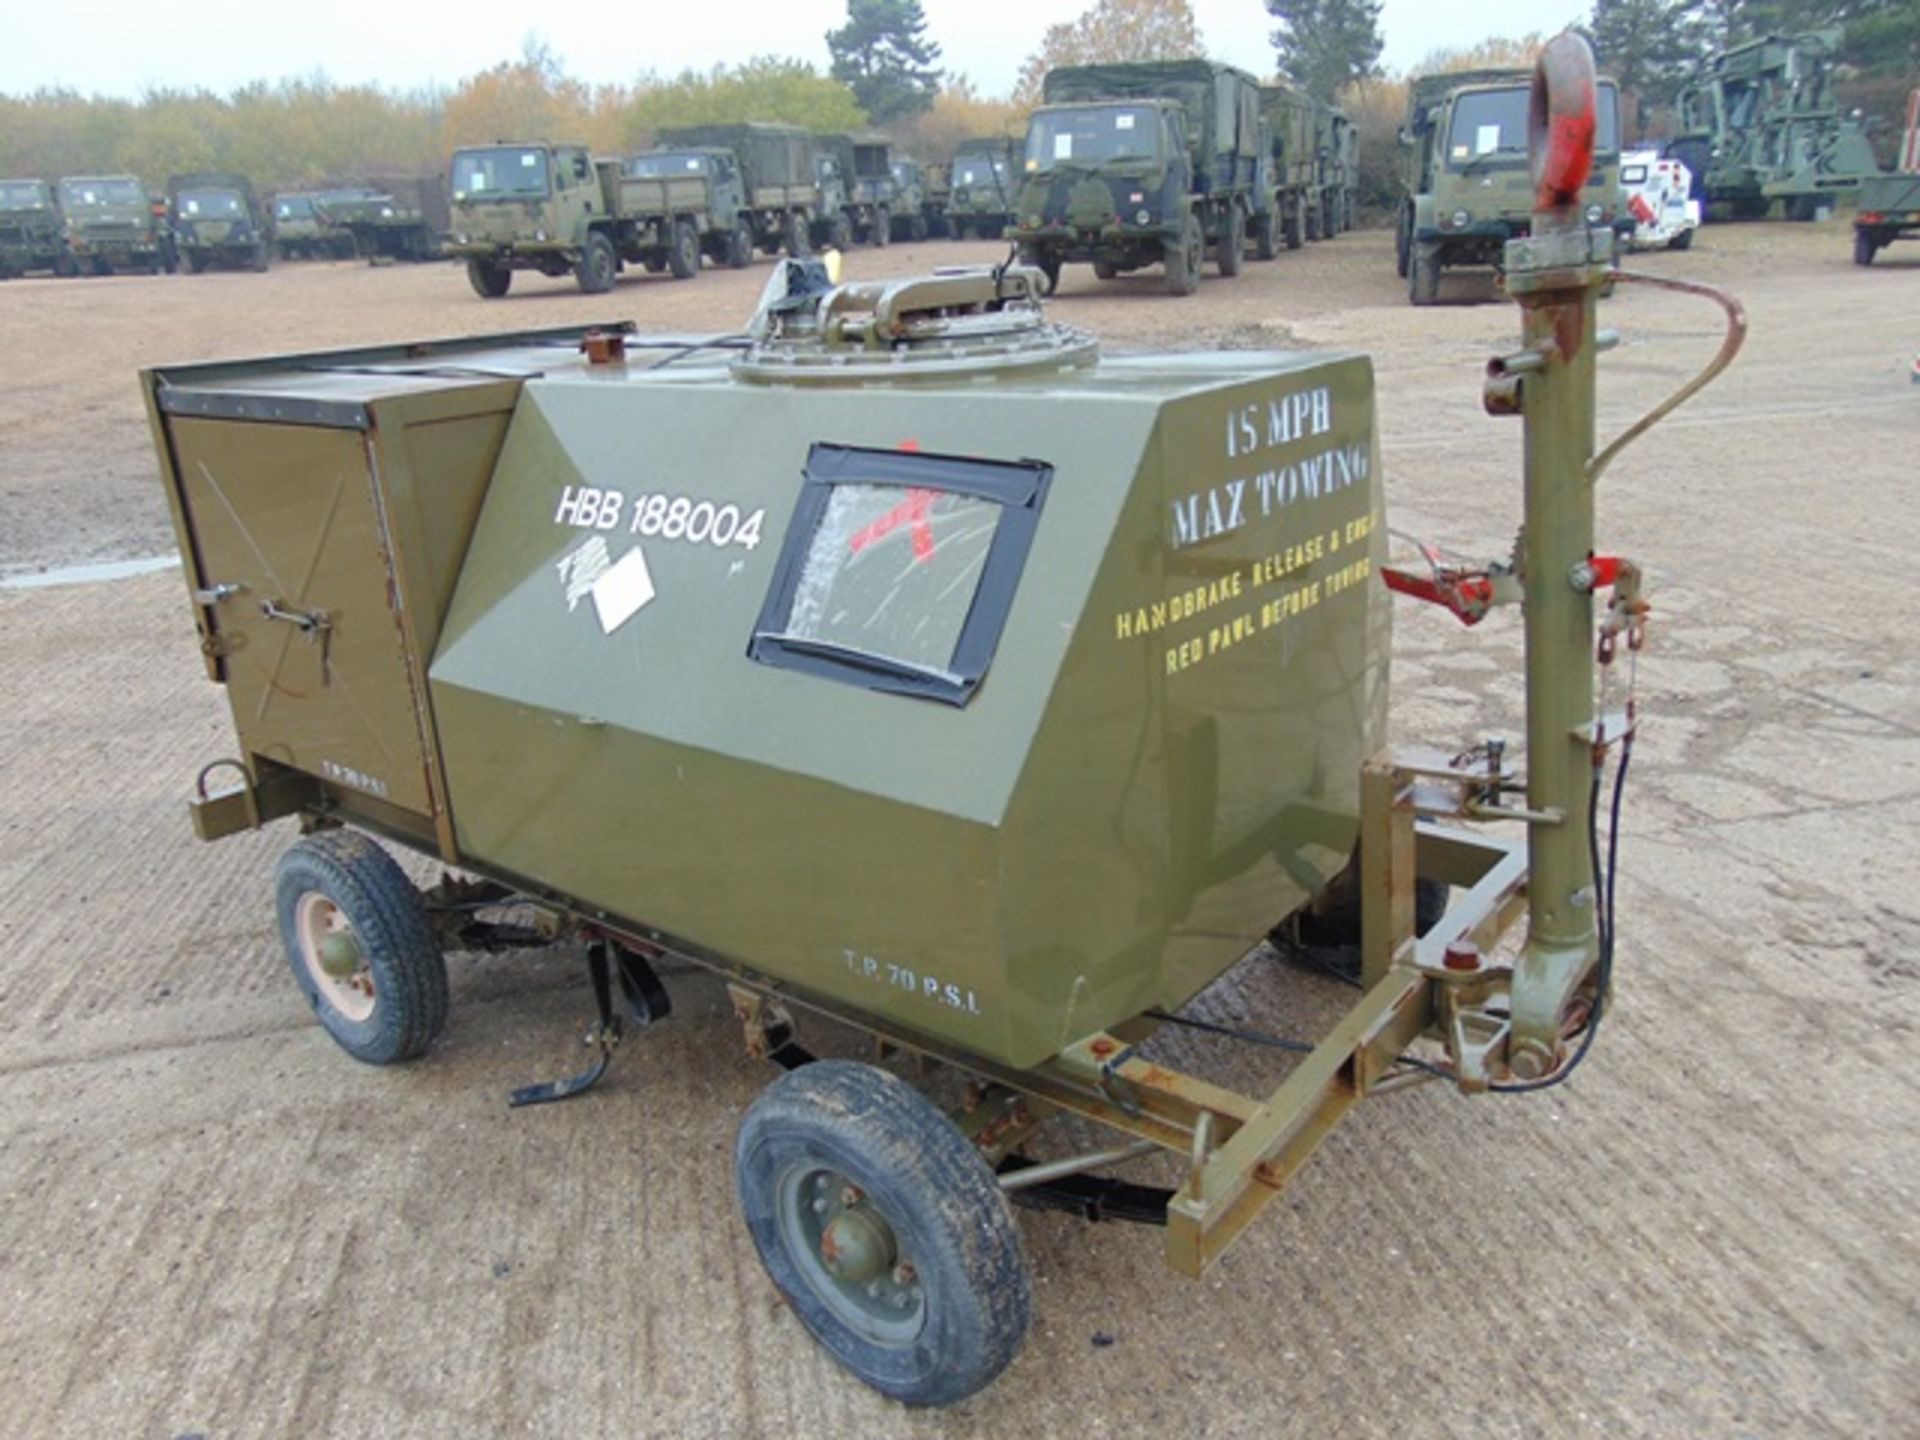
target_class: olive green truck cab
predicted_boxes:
[57,174,173,274]
[887,156,935,241]
[946,137,1017,240]
[169,172,270,273]
[1011,60,1266,296]
[1397,69,1626,304]
[0,179,72,277]
[657,122,819,258]
[448,143,628,298]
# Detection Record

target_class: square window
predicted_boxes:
[749,444,1052,705]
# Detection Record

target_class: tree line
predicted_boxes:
[1,0,1911,199]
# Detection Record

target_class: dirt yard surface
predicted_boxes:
[1,223,1915,1438]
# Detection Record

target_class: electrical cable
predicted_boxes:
[1488,726,1631,1093]
[1142,1008,1454,1080]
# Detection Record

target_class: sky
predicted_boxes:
[1,0,1591,100]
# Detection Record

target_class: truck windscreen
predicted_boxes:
[1024,107,1160,172]
[1449,84,1620,166]
[453,149,551,200]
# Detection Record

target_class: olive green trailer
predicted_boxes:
[140,33,1741,1415]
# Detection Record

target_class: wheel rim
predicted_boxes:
[776,1163,925,1346]
[294,891,376,1022]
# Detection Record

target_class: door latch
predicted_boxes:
[260,599,334,682]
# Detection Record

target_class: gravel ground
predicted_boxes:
[0,221,1915,1438]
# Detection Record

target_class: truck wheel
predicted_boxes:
[785,212,810,257]
[54,252,79,278]
[250,240,269,273]
[735,1060,1031,1407]
[1017,247,1060,295]
[909,214,929,243]
[576,232,617,293]
[829,213,854,252]
[870,206,891,247]
[1287,194,1305,250]
[1408,242,1440,306]
[275,830,448,1065]
[1215,206,1244,276]
[668,220,699,279]
[1853,229,1877,266]
[727,218,754,268]
[467,258,511,298]
[1163,214,1202,296]
[1092,257,1117,280]
[1395,211,1411,277]
[1668,227,1694,252]
[951,217,970,241]
[1253,206,1279,261]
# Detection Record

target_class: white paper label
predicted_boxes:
[1053,134,1073,159]
[591,545,656,634]
[1475,124,1500,155]
[1115,113,1135,130]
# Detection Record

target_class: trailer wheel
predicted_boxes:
[735,1060,1030,1407]
[1253,206,1279,261]
[1215,206,1244,276]
[467,259,511,298]
[1853,229,1877,266]
[275,830,448,1065]
[1163,214,1202,296]
[576,232,617,293]
[1668,226,1693,252]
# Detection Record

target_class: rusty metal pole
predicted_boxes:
[1499,36,1612,1079]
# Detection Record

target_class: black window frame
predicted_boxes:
[748,443,1053,707]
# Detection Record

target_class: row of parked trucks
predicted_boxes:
[0,170,449,278]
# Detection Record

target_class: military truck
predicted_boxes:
[1010,60,1266,295]
[273,192,354,260]
[56,174,172,274]
[1324,107,1357,236]
[1666,30,1881,221]
[621,147,757,274]
[921,158,952,236]
[887,157,936,241]
[658,123,819,257]
[1853,89,1920,265]
[1259,84,1319,247]
[448,143,629,297]
[1396,68,1626,304]
[946,137,1017,240]
[169,173,269,273]
[0,179,73,278]
[816,133,896,246]
[326,177,447,263]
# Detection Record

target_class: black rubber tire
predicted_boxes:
[1853,228,1877,266]
[95,255,115,276]
[1283,870,1451,961]
[727,218,754,268]
[950,217,970,241]
[1285,194,1305,250]
[829,212,853,252]
[250,240,269,273]
[784,211,810,257]
[467,258,511,298]
[54,252,80,278]
[274,830,448,1065]
[1017,247,1060,295]
[1408,241,1440,305]
[667,219,699,279]
[1215,205,1244,276]
[1668,226,1694,252]
[1253,205,1279,261]
[1163,214,1202,295]
[1787,195,1817,223]
[1395,210,1411,278]
[576,231,616,293]
[735,1060,1030,1407]
[870,205,891,247]
[908,214,929,242]
[1092,257,1117,280]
